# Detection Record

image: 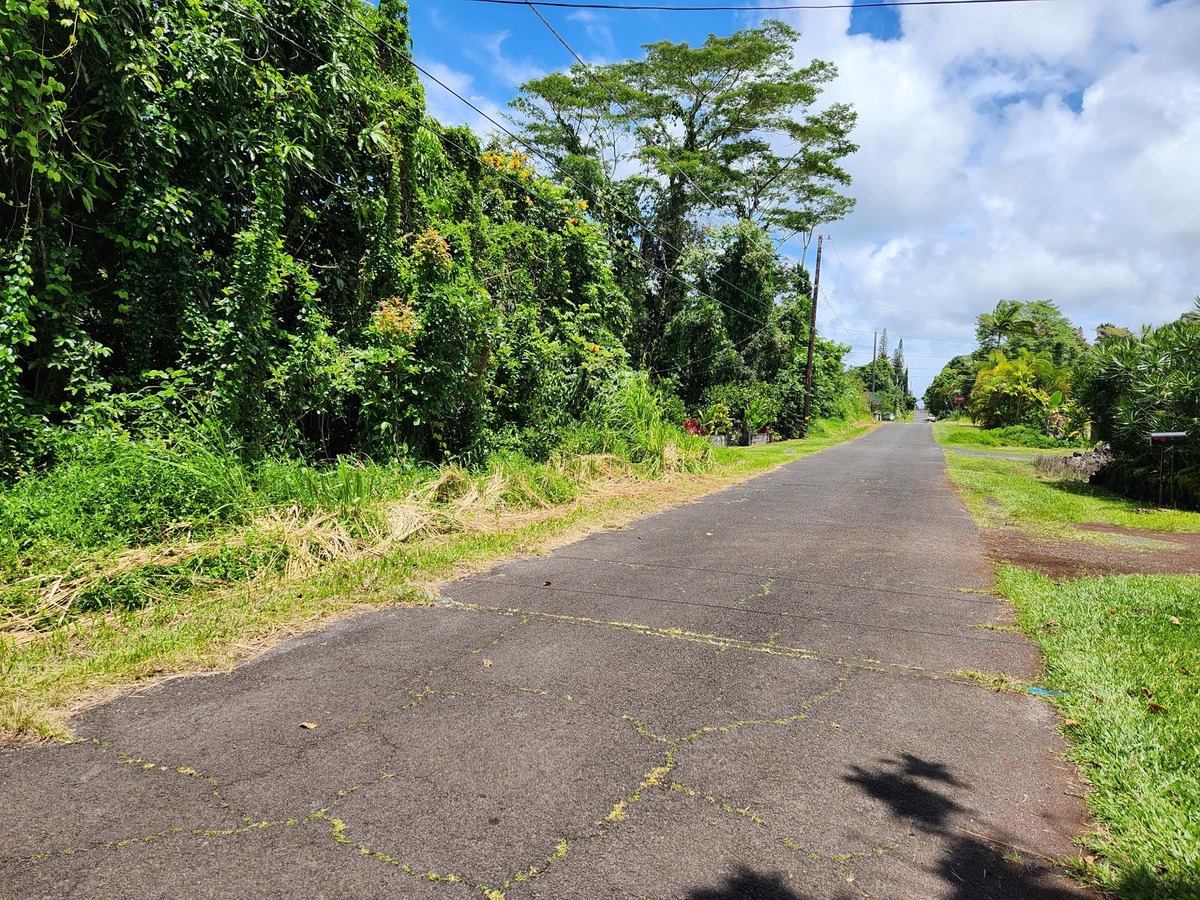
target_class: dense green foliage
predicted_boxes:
[937,423,1079,451]
[1080,303,1200,508]
[923,354,974,417]
[2,2,863,489]
[851,329,915,416]
[928,299,1199,507]
[510,20,860,434]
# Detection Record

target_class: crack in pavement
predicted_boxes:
[444,581,1030,651]
[437,600,1028,695]
[553,554,1007,608]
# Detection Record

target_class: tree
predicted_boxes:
[1095,322,1134,345]
[975,299,1087,366]
[923,355,976,416]
[970,349,1069,430]
[1081,302,1200,507]
[891,339,914,412]
[512,21,857,370]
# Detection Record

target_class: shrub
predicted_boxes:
[1081,305,1200,508]
[1,427,252,555]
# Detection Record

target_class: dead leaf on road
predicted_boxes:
[298,722,318,729]
[482,658,493,668]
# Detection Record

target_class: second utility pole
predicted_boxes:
[801,234,823,437]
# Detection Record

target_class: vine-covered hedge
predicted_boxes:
[1,0,862,481]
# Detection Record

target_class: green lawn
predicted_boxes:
[999,567,1200,899]
[935,420,1080,454]
[939,441,1200,898]
[945,454,1200,537]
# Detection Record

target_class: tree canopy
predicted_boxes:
[511,20,857,371]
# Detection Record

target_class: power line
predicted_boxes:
[317,0,782,337]
[835,326,977,345]
[831,290,975,327]
[458,0,1055,10]
[520,0,729,223]
[819,286,872,355]
[825,236,879,335]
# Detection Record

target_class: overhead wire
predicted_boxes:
[818,284,872,355]
[306,0,787,336]
[830,289,975,327]
[825,236,879,335]
[520,0,729,217]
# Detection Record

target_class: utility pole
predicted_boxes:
[870,330,878,392]
[801,235,823,437]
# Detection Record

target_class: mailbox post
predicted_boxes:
[1150,432,1188,507]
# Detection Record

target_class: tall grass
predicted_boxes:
[562,372,711,475]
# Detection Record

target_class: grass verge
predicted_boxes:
[943,439,1200,898]
[944,454,1200,538]
[996,567,1200,899]
[0,420,872,742]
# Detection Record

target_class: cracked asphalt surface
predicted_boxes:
[1,422,1096,899]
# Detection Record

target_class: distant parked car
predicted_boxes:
[926,414,937,422]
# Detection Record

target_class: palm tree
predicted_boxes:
[976,300,1037,352]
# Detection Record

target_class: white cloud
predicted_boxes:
[567,10,617,60]
[780,0,1200,396]
[415,59,510,139]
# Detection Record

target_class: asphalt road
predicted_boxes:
[1,422,1095,899]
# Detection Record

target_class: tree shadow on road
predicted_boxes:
[843,752,1097,899]
[682,866,820,900]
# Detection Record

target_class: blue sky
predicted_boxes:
[410,0,1200,396]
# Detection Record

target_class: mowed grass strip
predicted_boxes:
[998,567,1200,899]
[0,422,872,742]
[939,432,1200,898]
[944,452,1200,537]
[935,420,1082,454]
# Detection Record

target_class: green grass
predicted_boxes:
[935,420,1081,453]
[945,441,1200,898]
[0,418,872,741]
[712,420,874,474]
[997,567,1200,899]
[945,454,1200,537]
